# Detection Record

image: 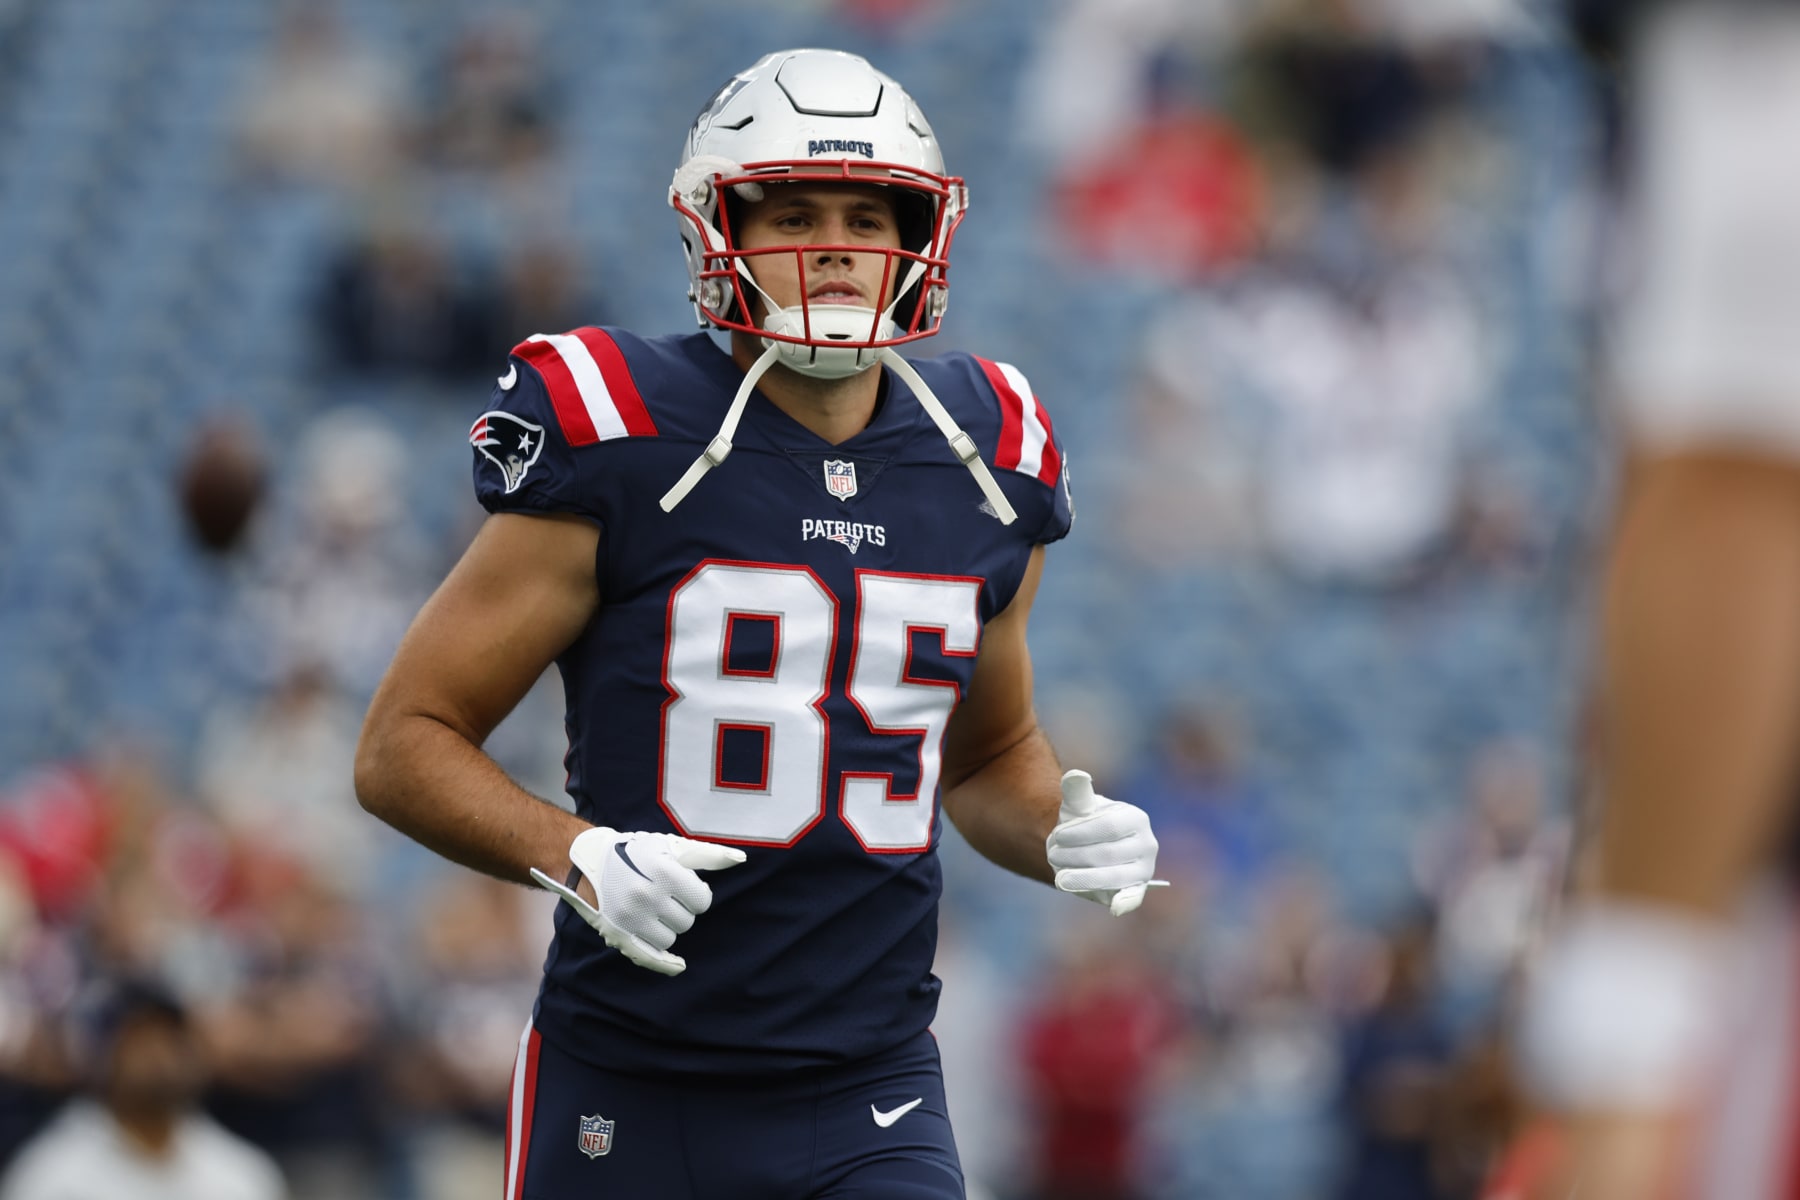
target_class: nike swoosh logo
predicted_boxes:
[870,1098,922,1128]
[614,842,650,881]
[497,363,518,389]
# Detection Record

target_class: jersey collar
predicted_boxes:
[693,334,925,456]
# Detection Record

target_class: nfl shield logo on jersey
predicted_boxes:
[578,1114,614,1158]
[823,459,858,501]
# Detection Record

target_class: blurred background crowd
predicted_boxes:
[0,0,1606,1197]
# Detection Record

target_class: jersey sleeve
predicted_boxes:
[469,352,597,520]
[972,356,1075,545]
[470,328,661,521]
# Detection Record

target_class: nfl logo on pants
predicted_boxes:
[578,1114,614,1158]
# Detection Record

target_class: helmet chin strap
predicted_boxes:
[878,349,1017,526]
[659,342,781,513]
[659,339,1018,527]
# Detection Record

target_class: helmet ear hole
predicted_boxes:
[889,188,938,330]
[893,189,934,258]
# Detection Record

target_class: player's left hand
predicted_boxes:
[1046,770,1161,916]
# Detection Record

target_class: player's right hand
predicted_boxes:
[530,827,746,977]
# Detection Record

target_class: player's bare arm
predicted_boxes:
[357,510,742,978]
[1597,453,1800,917]
[942,546,1161,913]
[355,511,601,883]
[1521,451,1800,1199]
[1512,7,1800,1196]
[940,546,1061,884]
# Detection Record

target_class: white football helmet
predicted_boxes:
[660,49,1015,526]
[671,48,968,380]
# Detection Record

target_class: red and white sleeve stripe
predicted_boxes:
[512,327,659,446]
[976,356,1061,486]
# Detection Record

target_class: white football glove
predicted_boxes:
[529,827,746,977]
[1046,770,1162,916]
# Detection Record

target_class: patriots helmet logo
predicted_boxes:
[470,410,545,494]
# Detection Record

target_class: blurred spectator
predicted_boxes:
[314,209,500,382]
[1231,35,1437,178]
[234,2,409,193]
[1413,740,1568,1025]
[1019,0,1247,163]
[0,752,225,996]
[1121,296,1263,565]
[837,0,944,36]
[420,17,554,178]
[0,849,74,1170]
[1152,868,1346,1199]
[0,754,390,1199]
[1362,0,1546,47]
[1054,109,1264,279]
[1438,1001,1536,1197]
[195,663,372,900]
[1243,0,1543,47]
[233,408,431,698]
[1334,918,1456,1200]
[197,868,386,1200]
[1126,116,1497,586]
[389,872,542,1200]
[932,910,1026,1199]
[1020,0,1540,179]
[0,980,285,1200]
[491,238,603,353]
[1249,229,1489,583]
[1019,923,1182,1200]
[1028,0,1266,279]
[1123,702,1281,916]
[0,766,111,927]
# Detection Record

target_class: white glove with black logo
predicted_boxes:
[530,827,746,976]
[1046,770,1162,917]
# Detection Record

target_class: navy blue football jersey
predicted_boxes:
[470,327,1072,1075]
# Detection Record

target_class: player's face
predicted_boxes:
[734,183,903,320]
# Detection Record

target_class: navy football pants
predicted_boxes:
[504,1023,964,1199]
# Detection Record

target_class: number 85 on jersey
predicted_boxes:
[660,561,979,854]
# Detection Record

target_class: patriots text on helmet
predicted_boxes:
[807,139,875,159]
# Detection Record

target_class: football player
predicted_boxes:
[355,49,1162,1200]
[1509,3,1800,1197]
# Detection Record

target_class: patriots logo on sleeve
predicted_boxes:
[470,410,545,494]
